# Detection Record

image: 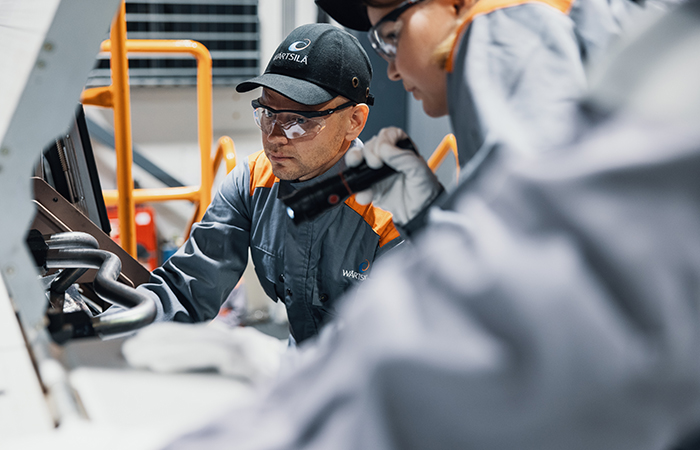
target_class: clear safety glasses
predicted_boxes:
[368,0,426,61]
[251,99,355,140]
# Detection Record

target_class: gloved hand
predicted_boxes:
[122,322,286,383]
[345,127,442,226]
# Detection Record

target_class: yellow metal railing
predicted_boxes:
[428,133,460,179]
[100,136,237,237]
[83,2,136,257]
[100,135,237,204]
[82,2,236,256]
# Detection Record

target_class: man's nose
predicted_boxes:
[265,120,289,144]
[387,59,401,81]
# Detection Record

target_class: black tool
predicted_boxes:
[281,137,417,224]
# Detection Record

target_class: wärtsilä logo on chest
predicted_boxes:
[342,259,370,281]
[273,52,308,64]
[342,270,368,281]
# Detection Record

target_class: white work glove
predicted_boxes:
[346,127,442,226]
[122,322,286,384]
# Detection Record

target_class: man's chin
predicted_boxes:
[422,101,449,118]
[415,95,449,118]
[267,154,307,180]
[270,166,299,181]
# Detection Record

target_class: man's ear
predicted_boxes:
[345,103,370,141]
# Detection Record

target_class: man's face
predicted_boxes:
[366,0,455,118]
[258,89,361,181]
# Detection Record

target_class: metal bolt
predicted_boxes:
[5,266,14,276]
[36,60,46,69]
[43,42,54,52]
[0,147,8,155]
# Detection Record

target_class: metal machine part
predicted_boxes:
[0,0,123,345]
[32,176,151,289]
[28,231,157,343]
[0,0,124,438]
[43,232,157,340]
[0,1,258,444]
[39,105,112,234]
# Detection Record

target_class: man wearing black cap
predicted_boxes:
[137,23,402,344]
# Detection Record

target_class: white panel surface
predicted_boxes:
[0,348,55,438]
[0,275,25,349]
[0,273,54,438]
[0,0,61,143]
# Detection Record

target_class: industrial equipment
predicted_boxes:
[0,2,250,448]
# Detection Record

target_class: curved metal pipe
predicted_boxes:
[45,246,156,336]
[51,268,88,295]
[46,232,100,250]
[46,232,100,294]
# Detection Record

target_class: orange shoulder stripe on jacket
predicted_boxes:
[344,195,401,248]
[446,0,574,72]
[248,150,279,196]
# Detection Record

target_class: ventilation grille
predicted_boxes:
[87,0,259,87]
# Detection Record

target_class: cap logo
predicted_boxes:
[288,39,311,52]
[273,52,308,64]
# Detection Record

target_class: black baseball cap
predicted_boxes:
[315,0,372,31]
[236,23,374,106]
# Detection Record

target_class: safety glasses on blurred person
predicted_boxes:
[252,99,355,140]
[368,0,427,61]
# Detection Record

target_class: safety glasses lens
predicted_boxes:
[368,0,423,60]
[254,108,325,140]
[370,23,399,60]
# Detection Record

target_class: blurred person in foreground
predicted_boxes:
[161,1,700,448]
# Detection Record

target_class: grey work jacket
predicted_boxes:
[447,0,644,167]
[139,150,402,343]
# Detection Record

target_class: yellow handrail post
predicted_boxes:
[111,2,137,258]
[195,43,213,222]
[427,133,460,179]
[213,136,237,176]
